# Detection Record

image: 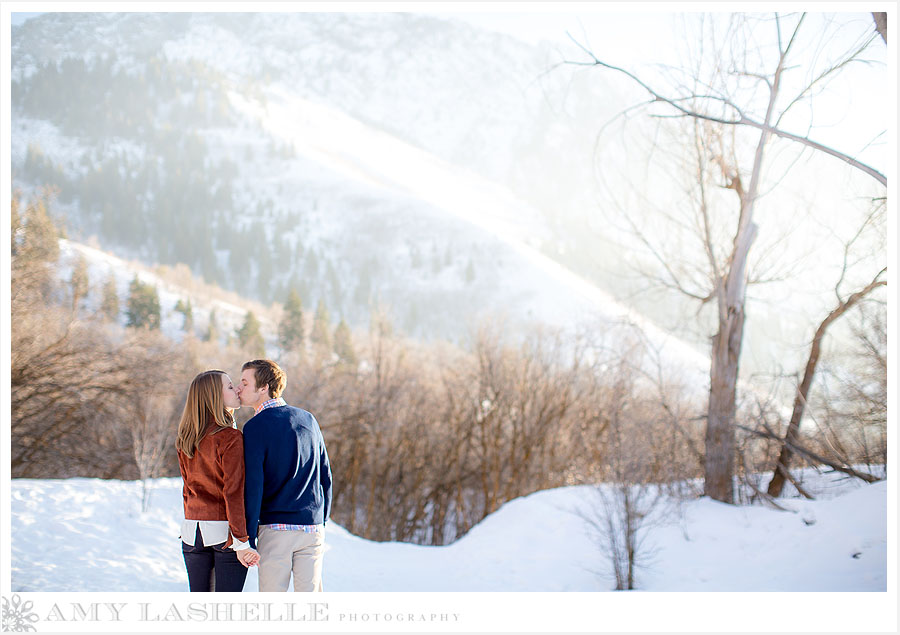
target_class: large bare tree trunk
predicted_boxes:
[704,43,776,502]
[705,302,747,503]
[704,209,758,502]
[767,272,887,497]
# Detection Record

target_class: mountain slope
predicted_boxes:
[11,12,620,341]
[12,10,869,395]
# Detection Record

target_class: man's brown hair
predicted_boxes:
[242,359,287,399]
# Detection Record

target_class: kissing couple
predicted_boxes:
[175,359,333,592]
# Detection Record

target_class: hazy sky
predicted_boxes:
[437,10,677,51]
[444,10,886,169]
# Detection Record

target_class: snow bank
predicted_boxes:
[9,470,886,592]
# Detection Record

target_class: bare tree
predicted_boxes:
[293,312,645,546]
[568,13,886,503]
[816,299,888,475]
[577,347,682,590]
[742,293,887,496]
[840,301,887,469]
[11,190,138,477]
[767,271,886,496]
[568,14,885,185]
[122,331,192,511]
[584,481,667,591]
[761,199,887,496]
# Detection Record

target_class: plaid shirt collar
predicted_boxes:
[254,397,286,416]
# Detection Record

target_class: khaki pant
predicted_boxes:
[256,525,325,592]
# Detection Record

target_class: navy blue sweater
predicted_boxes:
[242,405,333,549]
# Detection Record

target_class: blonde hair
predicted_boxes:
[175,370,234,458]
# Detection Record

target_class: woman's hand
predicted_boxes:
[236,547,260,568]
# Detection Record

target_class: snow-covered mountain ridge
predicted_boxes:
[11,10,861,395]
[10,13,618,333]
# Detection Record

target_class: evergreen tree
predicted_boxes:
[278,288,304,354]
[125,276,161,329]
[174,298,194,334]
[236,310,266,357]
[100,274,119,322]
[333,319,356,367]
[11,191,60,297]
[205,308,219,343]
[465,258,475,284]
[311,299,331,350]
[69,254,89,311]
[22,194,60,264]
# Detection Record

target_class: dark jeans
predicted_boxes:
[182,525,248,592]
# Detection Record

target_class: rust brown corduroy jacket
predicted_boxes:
[177,420,249,548]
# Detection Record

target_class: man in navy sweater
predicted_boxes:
[238,359,333,592]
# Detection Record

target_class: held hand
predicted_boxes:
[235,549,253,568]
[236,547,260,568]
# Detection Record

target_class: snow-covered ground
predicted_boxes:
[9,468,886,592]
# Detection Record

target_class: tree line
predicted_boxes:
[11,189,886,546]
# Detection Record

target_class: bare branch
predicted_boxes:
[835,208,885,302]
[740,424,881,483]
[743,475,795,510]
[776,32,879,127]
[620,210,714,303]
[565,24,888,186]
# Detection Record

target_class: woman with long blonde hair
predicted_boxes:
[176,370,259,592]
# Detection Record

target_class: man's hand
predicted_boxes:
[236,548,260,568]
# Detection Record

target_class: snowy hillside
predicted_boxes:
[9,469,886,592]
[11,11,883,406]
[56,218,717,396]
[10,11,730,378]
[57,238,279,348]
[11,12,600,341]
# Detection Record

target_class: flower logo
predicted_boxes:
[1,595,39,632]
